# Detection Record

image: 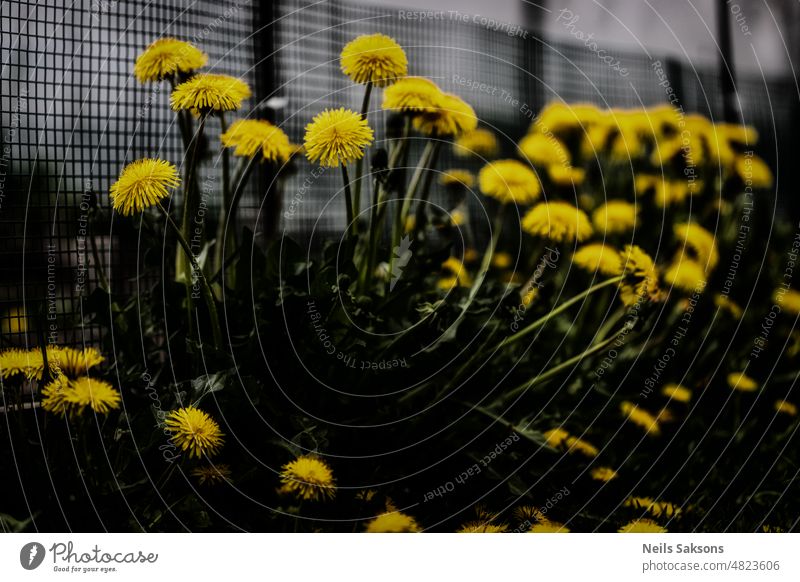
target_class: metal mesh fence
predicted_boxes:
[1,0,796,345]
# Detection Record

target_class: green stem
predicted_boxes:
[412,141,442,239]
[388,140,436,283]
[214,156,255,279]
[213,113,231,275]
[500,330,625,403]
[158,203,222,350]
[179,112,208,341]
[88,227,109,293]
[490,275,624,355]
[352,81,374,231]
[341,164,355,241]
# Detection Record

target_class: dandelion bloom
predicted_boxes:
[304,108,374,167]
[413,93,477,137]
[440,169,475,189]
[64,377,122,415]
[618,245,661,306]
[340,33,407,87]
[774,400,798,416]
[592,200,637,234]
[457,522,509,533]
[109,158,180,216]
[734,154,773,189]
[544,427,598,458]
[624,497,681,519]
[440,256,473,288]
[40,374,72,417]
[661,383,692,403]
[528,521,570,533]
[0,348,38,380]
[133,38,207,83]
[674,222,719,271]
[518,133,570,167]
[48,346,105,378]
[536,101,601,135]
[663,259,707,293]
[618,519,667,533]
[522,201,593,244]
[221,119,295,163]
[727,372,758,392]
[590,466,618,482]
[492,252,513,270]
[171,73,251,114]
[718,123,758,146]
[547,163,585,187]
[191,464,232,486]
[165,406,225,458]
[279,455,336,501]
[478,159,540,205]
[365,512,421,533]
[454,128,498,158]
[381,77,441,112]
[573,243,622,276]
[620,401,661,436]
[714,293,742,319]
[775,288,800,316]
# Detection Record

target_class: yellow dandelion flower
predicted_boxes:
[528,520,570,533]
[513,505,546,523]
[382,76,441,112]
[440,169,475,189]
[634,174,659,197]
[454,128,498,158]
[413,92,477,137]
[403,215,416,233]
[478,159,540,205]
[457,522,509,533]
[661,383,691,403]
[762,525,784,533]
[518,133,570,167]
[221,119,295,163]
[663,259,707,293]
[492,252,513,269]
[170,73,251,113]
[714,293,742,319]
[48,346,105,378]
[774,400,797,417]
[442,256,473,287]
[464,248,479,263]
[191,464,232,486]
[620,401,661,436]
[592,200,637,234]
[573,243,622,276]
[619,519,667,533]
[64,376,121,415]
[279,454,336,501]
[674,223,718,271]
[590,466,618,482]
[536,102,601,135]
[109,158,180,216]
[365,511,421,533]
[625,497,681,519]
[718,123,758,146]
[735,154,773,189]
[544,427,599,458]
[775,288,800,316]
[450,209,466,226]
[304,108,374,167]
[133,38,207,83]
[165,406,224,458]
[0,348,35,380]
[618,245,661,306]
[522,201,593,244]
[340,33,407,87]
[547,163,585,187]
[40,374,72,417]
[727,372,758,392]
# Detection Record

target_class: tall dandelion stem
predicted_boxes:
[341,163,355,242]
[214,113,232,275]
[352,81,373,229]
[487,275,624,356]
[214,155,255,278]
[159,203,222,349]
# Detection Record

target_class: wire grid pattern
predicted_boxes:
[0,0,258,347]
[1,0,796,344]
